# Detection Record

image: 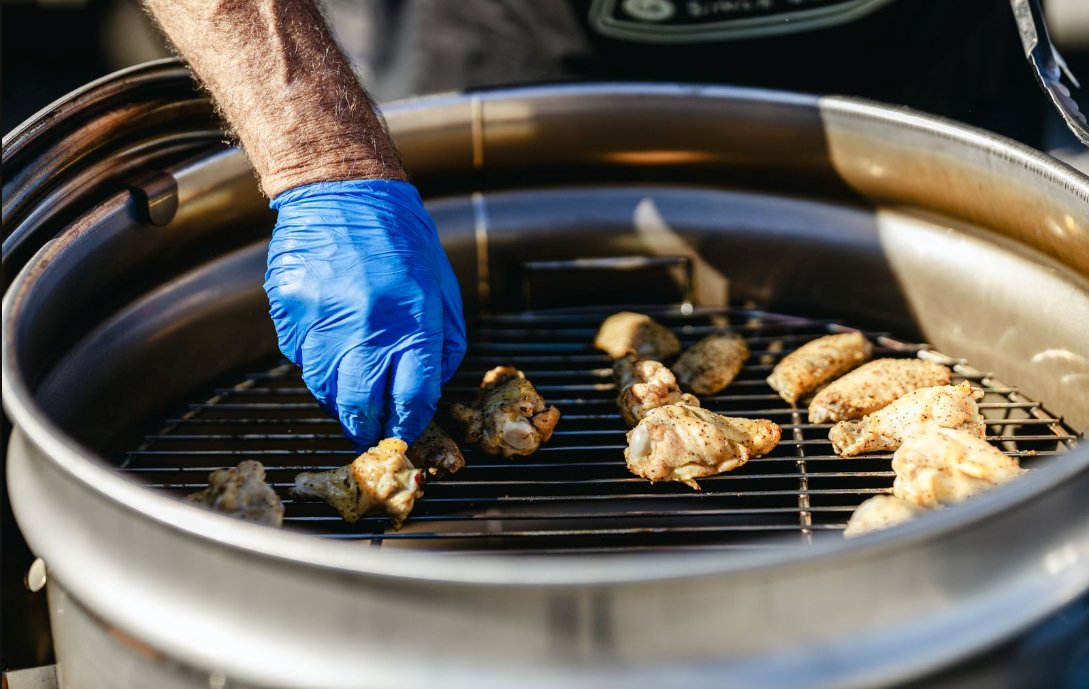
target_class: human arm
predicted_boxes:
[144,0,404,195]
[144,0,467,448]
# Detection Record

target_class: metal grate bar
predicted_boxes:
[122,307,1078,553]
[139,430,1075,443]
[280,506,858,522]
[137,472,897,487]
[791,408,814,544]
[352,525,850,540]
[124,433,1076,456]
[158,417,1068,430]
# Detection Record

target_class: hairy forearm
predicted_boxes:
[145,0,405,197]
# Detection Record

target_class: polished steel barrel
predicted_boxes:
[3,60,1088,689]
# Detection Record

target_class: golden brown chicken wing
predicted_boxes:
[186,460,284,527]
[891,428,1023,508]
[672,332,750,396]
[767,332,872,405]
[450,366,560,457]
[594,311,681,360]
[625,404,781,489]
[614,354,699,427]
[808,358,951,424]
[829,382,985,457]
[293,438,424,528]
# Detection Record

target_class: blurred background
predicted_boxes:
[2,0,1088,170]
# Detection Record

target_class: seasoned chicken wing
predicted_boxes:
[672,332,750,395]
[892,428,1023,508]
[594,311,681,360]
[294,438,424,529]
[808,358,951,424]
[767,332,872,405]
[843,495,927,539]
[829,381,985,457]
[450,366,560,457]
[614,354,699,427]
[186,460,284,527]
[625,404,781,489]
[406,422,465,476]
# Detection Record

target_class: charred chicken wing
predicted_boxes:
[672,332,750,396]
[767,332,872,405]
[450,366,560,457]
[294,438,424,528]
[843,495,927,539]
[594,311,681,361]
[808,358,951,424]
[829,382,985,457]
[891,428,1023,508]
[625,404,781,489]
[406,421,466,476]
[186,460,284,527]
[614,354,699,427]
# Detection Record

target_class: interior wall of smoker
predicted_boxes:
[19,162,1089,461]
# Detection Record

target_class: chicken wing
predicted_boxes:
[294,438,424,529]
[891,428,1023,508]
[843,495,927,539]
[767,332,872,405]
[594,311,681,361]
[450,366,560,457]
[186,460,284,527]
[625,404,781,489]
[614,354,699,427]
[829,381,985,457]
[808,358,951,424]
[672,332,750,396]
[406,421,465,476]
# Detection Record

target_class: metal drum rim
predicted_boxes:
[2,75,1087,586]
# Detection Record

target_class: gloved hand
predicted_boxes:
[264,179,467,451]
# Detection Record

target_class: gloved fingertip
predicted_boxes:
[385,420,427,447]
[384,391,439,444]
[386,338,441,416]
[340,407,384,455]
[440,343,466,384]
[440,310,467,384]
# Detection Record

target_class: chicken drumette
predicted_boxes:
[594,311,681,361]
[808,358,951,424]
[614,354,699,427]
[672,332,750,396]
[829,382,985,457]
[186,460,284,527]
[843,495,927,539]
[625,404,781,489]
[450,366,560,457]
[405,421,465,476]
[294,438,424,529]
[767,331,872,405]
[891,427,1023,508]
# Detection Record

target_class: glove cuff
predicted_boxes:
[270,178,424,211]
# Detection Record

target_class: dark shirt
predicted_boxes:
[337,0,1043,144]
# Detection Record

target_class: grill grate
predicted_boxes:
[120,308,1079,554]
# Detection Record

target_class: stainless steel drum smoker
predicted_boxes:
[3,59,1088,689]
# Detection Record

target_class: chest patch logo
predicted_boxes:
[590,0,894,43]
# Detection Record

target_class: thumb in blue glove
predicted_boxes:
[264,179,467,451]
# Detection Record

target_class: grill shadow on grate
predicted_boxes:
[121,308,1078,555]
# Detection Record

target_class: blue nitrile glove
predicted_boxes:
[264,179,467,450]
